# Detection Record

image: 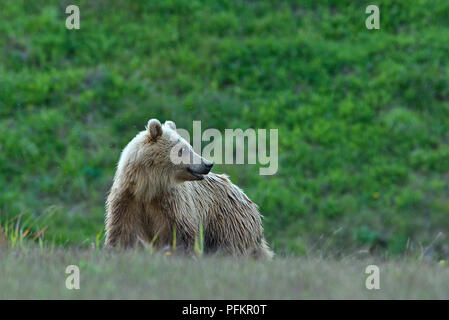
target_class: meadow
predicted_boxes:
[1,247,449,299]
[0,0,449,299]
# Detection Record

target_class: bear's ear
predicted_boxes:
[164,120,176,130]
[147,119,162,141]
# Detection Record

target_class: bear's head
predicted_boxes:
[117,119,213,189]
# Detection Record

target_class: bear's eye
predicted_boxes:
[178,147,183,157]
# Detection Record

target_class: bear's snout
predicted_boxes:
[203,160,213,171]
[187,160,213,180]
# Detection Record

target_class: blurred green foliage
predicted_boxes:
[1,0,449,257]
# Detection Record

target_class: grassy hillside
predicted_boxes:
[1,0,449,258]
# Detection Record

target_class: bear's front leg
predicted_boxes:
[105,187,144,249]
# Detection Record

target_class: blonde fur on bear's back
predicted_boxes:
[172,173,272,258]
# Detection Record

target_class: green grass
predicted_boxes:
[0,247,448,299]
[1,0,449,259]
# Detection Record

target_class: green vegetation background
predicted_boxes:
[1,0,448,258]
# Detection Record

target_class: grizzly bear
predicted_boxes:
[105,118,273,259]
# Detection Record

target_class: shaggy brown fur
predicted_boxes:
[105,119,273,259]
